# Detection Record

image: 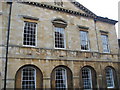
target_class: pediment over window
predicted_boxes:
[21,15,39,21]
[52,18,67,28]
[77,25,89,30]
[100,30,109,35]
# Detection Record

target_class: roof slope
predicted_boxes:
[71,0,117,24]
[71,1,96,17]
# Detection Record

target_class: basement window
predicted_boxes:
[106,67,115,88]
[22,67,36,89]
[55,67,67,89]
[82,67,92,89]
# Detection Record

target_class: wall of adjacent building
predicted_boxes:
[96,21,119,54]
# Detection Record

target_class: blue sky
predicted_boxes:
[78,0,118,20]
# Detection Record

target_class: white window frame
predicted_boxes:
[54,27,66,49]
[101,34,110,53]
[80,31,90,51]
[106,67,115,88]
[22,21,37,47]
[21,67,36,89]
[55,67,67,89]
[82,67,92,89]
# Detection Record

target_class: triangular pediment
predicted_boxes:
[23,0,117,24]
[28,0,96,17]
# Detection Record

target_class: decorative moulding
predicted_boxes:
[19,15,39,21]
[77,25,89,30]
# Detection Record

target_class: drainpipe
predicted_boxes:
[4,1,12,90]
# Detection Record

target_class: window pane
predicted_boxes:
[55,27,65,48]
[82,67,92,89]
[106,67,114,88]
[55,68,67,89]
[23,22,37,46]
[80,31,90,50]
[101,35,110,53]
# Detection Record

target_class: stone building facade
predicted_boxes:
[118,39,120,62]
[0,0,120,89]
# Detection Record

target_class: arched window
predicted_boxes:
[22,67,36,89]
[55,67,67,89]
[82,67,92,89]
[51,66,73,89]
[105,67,115,88]
[15,65,43,89]
[80,66,97,89]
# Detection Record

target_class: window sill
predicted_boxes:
[80,50,91,52]
[54,47,66,50]
[102,52,110,54]
[107,87,115,89]
[23,45,36,48]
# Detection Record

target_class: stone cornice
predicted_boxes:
[0,44,119,55]
[96,16,118,25]
[1,57,120,63]
[20,2,95,18]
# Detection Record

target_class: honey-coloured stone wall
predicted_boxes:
[0,1,119,89]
